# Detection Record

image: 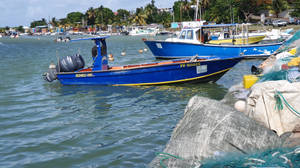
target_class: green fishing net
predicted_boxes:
[201,146,300,168]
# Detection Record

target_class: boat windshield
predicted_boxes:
[186,30,193,40]
[179,30,186,39]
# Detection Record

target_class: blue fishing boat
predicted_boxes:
[43,36,242,85]
[143,24,283,59]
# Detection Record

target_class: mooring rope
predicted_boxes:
[274,90,300,118]
[156,152,184,168]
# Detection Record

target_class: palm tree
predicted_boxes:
[272,0,288,18]
[50,17,58,27]
[86,7,96,25]
[179,0,191,21]
[131,11,147,25]
[202,0,210,8]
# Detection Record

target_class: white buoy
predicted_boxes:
[234,100,246,112]
[144,48,148,52]
[108,57,114,61]
[121,51,126,56]
[138,49,143,54]
[108,54,114,61]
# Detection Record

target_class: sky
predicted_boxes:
[0,0,178,27]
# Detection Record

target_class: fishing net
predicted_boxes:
[284,30,300,46]
[278,30,300,52]
[200,146,300,168]
[259,70,289,82]
[149,96,284,168]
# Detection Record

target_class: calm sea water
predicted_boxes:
[0,35,261,168]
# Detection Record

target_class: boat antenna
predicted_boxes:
[56,50,60,72]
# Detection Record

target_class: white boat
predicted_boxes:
[128,27,158,36]
[246,29,293,41]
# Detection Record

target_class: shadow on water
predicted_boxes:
[43,81,228,124]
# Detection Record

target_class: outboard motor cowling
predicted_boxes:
[57,54,85,72]
[43,63,58,82]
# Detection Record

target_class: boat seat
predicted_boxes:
[109,66,123,70]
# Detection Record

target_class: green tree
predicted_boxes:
[158,11,172,27]
[59,18,68,26]
[50,17,59,27]
[115,9,130,25]
[86,7,96,25]
[290,0,300,17]
[95,6,114,26]
[271,0,288,18]
[16,26,25,33]
[30,18,47,28]
[235,0,259,22]
[66,12,84,25]
[173,1,193,22]
[144,0,159,24]
[131,8,147,25]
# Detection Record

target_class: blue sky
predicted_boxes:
[0,0,177,27]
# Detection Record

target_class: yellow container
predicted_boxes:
[243,75,259,89]
[288,48,297,55]
[287,57,300,67]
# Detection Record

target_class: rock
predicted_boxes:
[149,96,283,168]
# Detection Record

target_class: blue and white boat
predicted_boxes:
[143,24,283,59]
[43,36,242,85]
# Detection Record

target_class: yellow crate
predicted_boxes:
[243,75,259,89]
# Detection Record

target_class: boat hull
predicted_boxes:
[57,57,242,85]
[144,40,282,59]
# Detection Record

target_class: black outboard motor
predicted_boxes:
[43,54,85,82]
[57,54,85,72]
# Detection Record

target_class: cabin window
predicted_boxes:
[179,30,186,39]
[186,30,193,40]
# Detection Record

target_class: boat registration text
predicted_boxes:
[75,73,94,78]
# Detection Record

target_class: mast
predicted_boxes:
[195,0,200,21]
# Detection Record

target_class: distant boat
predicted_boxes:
[128,27,158,36]
[143,24,283,59]
[43,36,243,85]
[246,28,293,41]
[55,36,71,42]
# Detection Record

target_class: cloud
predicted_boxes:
[0,0,177,27]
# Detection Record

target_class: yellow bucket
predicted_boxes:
[243,75,259,89]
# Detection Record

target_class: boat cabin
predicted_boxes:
[167,24,240,44]
[71,36,109,71]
